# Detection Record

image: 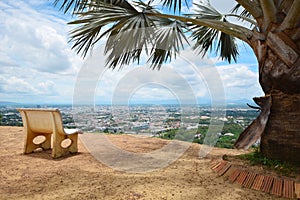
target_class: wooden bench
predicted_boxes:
[17,108,82,158]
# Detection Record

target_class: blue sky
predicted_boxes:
[0,0,264,105]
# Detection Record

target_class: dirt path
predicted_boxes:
[0,126,283,199]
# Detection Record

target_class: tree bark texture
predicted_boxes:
[260,90,300,165]
[257,28,300,165]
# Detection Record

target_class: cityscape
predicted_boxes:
[0,103,259,149]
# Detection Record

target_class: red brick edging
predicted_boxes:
[210,159,300,199]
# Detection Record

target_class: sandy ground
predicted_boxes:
[0,126,284,200]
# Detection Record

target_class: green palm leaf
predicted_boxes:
[187,2,238,63]
[216,19,239,63]
[53,0,87,13]
[190,25,218,56]
[104,13,154,69]
[160,0,188,13]
[53,0,136,13]
[227,3,257,27]
[231,3,253,19]
[132,0,158,12]
[68,3,138,57]
[148,20,189,69]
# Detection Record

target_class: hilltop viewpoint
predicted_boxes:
[0,126,291,199]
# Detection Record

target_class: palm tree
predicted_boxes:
[53,0,300,165]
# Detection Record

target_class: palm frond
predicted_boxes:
[191,25,238,63]
[132,0,158,12]
[148,21,189,69]
[104,13,155,69]
[188,2,238,63]
[228,3,257,29]
[190,26,218,55]
[224,14,257,27]
[186,2,222,20]
[160,0,188,13]
[68,3,138,57]
[53,0,88,13]
[231,3,253,18]
[53,0,136,13]
[216,19,239,63]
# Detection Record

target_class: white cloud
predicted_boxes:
[0,1,77,73]
[91,51,218,104]
[0,52,17,67]
[217,64,264,100]
[0,0,83,103]
[208,0,237,13]
[191,0,236,14]
[38,81,56,93]
[1,76,37,94]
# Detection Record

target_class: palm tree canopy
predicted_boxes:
[52,0,300,69]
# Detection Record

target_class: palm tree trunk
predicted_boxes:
[235,29,300,165]
[260,90,300,165]
[258,29,300,165]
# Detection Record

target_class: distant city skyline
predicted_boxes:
[0,0,263,105]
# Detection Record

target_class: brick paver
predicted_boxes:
[271,178,283,196]
[213,161,227,173]
[236,170,248,185]
[229,168,241,182]
[251,174,265,191]
[261,175,274,193]
[242,172,257,188]
[211,161,222,170]
[282,180,294,199]
[217,162,231,176]
[295,182,300,199]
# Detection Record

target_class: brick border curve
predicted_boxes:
[210,159,300,199]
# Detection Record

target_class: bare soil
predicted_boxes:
[0,126,284,199]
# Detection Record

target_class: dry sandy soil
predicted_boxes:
[0,126,286,200]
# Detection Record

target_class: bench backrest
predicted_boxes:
[17,108,65,135]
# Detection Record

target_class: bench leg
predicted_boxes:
[52,133,78,159]
[24,131,51,154]
[24,131,37,154]
[68,134,78,154]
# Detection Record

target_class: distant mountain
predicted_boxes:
[95,98,256,107]
[226,98,256,108]
[0,101,20,105]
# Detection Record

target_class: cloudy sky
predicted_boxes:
[0,0,264,106]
